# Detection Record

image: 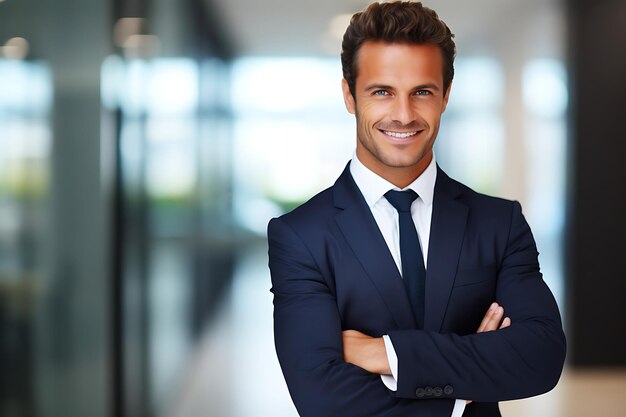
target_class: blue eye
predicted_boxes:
[416,90,431,96]
[373,90,389,96]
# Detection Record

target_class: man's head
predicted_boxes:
[341,1,456,101]
[340,1,456,186]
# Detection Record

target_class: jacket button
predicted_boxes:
[433,386,443,397]
[444,385,454,395]
[415,388,425,398]
[425,386,434,396]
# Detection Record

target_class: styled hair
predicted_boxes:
[341,1,456,98]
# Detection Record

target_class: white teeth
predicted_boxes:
[383,131,417,138]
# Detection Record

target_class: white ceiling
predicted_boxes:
[208,0,564,58]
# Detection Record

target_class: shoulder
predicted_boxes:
[440,170,519,213]
[268,163,357,246]
[268,185,338,239]
[440,173,534,254]
[438,170,524,232]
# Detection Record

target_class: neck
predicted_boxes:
[356,148,433,189]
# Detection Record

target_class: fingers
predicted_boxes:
[477,302,502,332]
[477,302,497,332]
[477,303,503,333]
[500,316,511,329]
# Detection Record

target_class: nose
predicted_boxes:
[390,95,416,125]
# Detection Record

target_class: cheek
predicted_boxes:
[356,116,375,137]
[419,105,444,126]
[358,100,388,121]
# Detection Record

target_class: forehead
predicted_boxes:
[355,41,444,87]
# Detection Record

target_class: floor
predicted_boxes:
[500,369,626,417]
[167,243,626,417]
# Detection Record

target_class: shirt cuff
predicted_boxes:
[380,336,466,417]
[380,335,399,391]
[451,399,467,417]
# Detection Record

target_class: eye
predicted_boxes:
[415,89,431,96]
[373,90,390,96]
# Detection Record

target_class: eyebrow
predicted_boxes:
[415,83,441,92]
[363,83,441,92]
[364,83,394,92]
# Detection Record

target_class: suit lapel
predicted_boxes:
[333,165,416,330]
[424,168,469,332]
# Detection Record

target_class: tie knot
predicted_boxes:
[384,189,418,213]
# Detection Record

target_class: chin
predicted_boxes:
[381,151,426,168]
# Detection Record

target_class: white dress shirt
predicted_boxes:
[349,152,466,417]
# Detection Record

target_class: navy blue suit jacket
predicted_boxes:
[268,163,566,417]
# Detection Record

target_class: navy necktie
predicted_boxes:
[384,190,426,329]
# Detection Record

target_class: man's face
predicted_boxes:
[342,41,450,181]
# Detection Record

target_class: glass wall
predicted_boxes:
[103,53,235,416]
[0,58,52,417]
[1,0,235,415]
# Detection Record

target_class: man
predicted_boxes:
[268,2,566,416]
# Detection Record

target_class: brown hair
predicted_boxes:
[341,1,456,98]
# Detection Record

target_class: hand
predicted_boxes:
[342,330,391,375]
[466,302,511,405]
[477,302,511,333]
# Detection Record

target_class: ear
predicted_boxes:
[341,78,356,115]
[441,82,452,113]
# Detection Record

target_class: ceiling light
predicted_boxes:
[114,17,146,47]
[2,37,29,60]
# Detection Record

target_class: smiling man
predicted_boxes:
[345,41,448,189]
[268,2,566,417]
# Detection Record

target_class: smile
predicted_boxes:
[382,130,418,139]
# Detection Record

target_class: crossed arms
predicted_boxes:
[342,301,511,379]
[268,202,566,417]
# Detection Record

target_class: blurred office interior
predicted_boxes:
[1,0,625,416]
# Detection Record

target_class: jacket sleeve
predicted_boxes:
[268,216,456,417]
[388,201,567,402]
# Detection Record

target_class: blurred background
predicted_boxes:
[1,0,625,416]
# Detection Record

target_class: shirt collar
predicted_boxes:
[349,151,437,208]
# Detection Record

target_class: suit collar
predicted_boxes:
[333,163,469,332]
[436,166,464,198]
[333,163,360,210]
[424,167,468,331]
[333,165,417,330]
[334,162,464,208]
